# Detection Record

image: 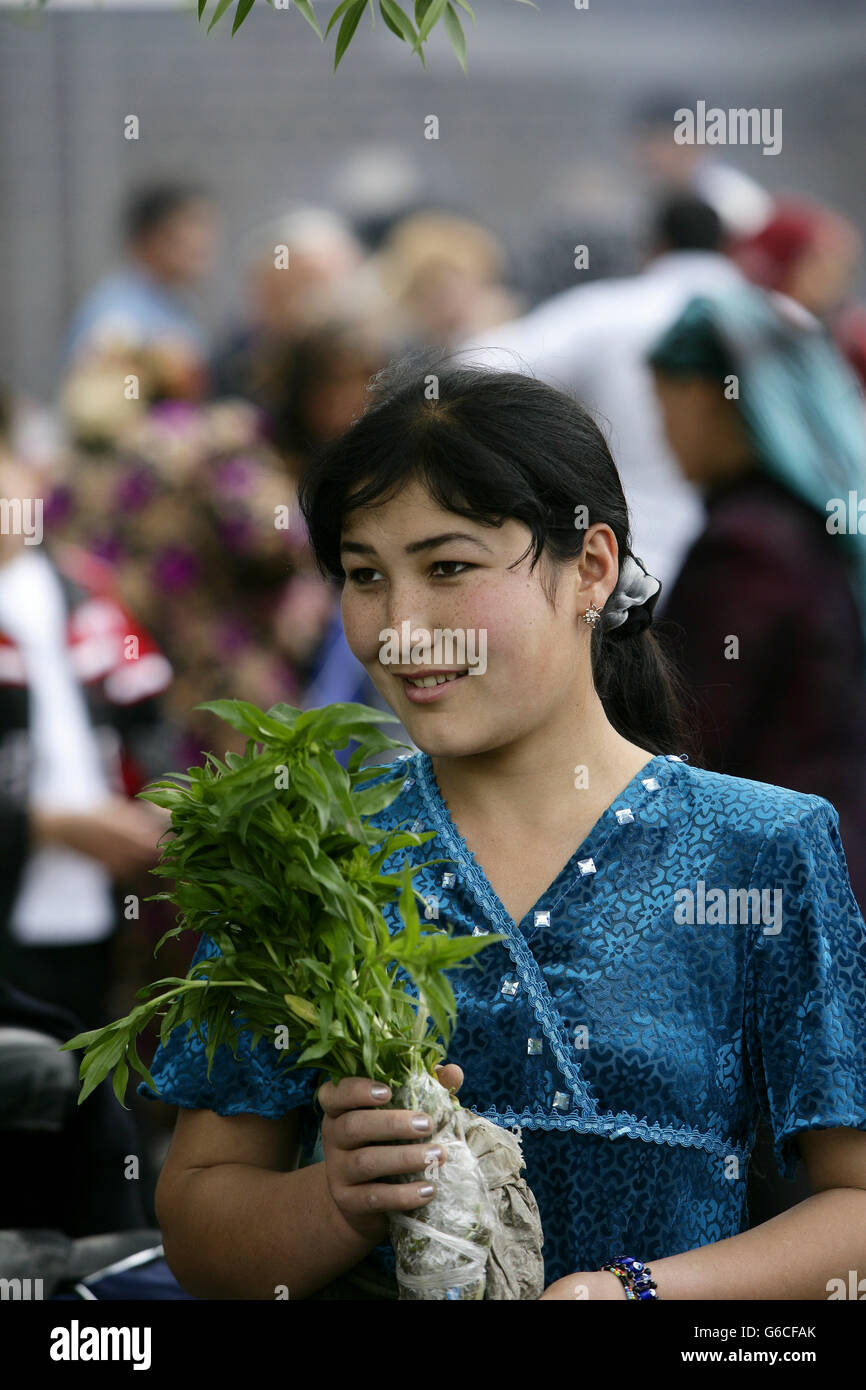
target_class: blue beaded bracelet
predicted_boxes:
[601,1256,659,1300]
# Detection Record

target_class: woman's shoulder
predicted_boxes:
[668,756,837,855]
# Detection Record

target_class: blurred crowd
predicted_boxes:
[2,100,866,1247]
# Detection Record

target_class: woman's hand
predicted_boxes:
[540,1270,627,1300]
[318,1063,464,1243]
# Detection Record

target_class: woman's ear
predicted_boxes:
[577,523,620,597]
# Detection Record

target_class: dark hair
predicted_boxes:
[653,194,723,255]
[123,182,213,244]
[268,319,387,459]
[298,351,701,758]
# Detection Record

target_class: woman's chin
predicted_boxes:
[408,724,505,760]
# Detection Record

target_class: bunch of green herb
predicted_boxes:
[60,698,503,1108]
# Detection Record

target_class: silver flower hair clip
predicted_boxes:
[597,554,662,635]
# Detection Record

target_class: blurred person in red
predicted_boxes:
[729,194,866,396]
[649,283,866,910]
[61,181,219,399]
[0,387,173,1031]
[836,304,866,396]
[729,196,862,322]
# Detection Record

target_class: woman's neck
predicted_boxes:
[429,699,654,839]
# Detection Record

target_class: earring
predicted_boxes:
[584,602,602,627]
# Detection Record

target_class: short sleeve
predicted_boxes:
[745,796,866,1179]
[136,933,322,1133]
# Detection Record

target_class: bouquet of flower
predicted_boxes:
[60,699,544,1299]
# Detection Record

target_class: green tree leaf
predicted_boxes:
[232,0,257,33]
[206,0,235,32]
[442,2,466,71]
[293,0,324,38]
[379,0,419,50]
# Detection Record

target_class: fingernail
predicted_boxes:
[411,1115,431,1131]
[418,1184,435,1197]
[423,1147,443,1163]
[370,1084,390,1100]
[434,1063,444,1070]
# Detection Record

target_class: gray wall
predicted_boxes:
[1,0,865,398]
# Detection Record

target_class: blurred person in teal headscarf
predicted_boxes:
[648,281,866,910]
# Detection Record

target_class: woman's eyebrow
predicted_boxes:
[340,532,495,556]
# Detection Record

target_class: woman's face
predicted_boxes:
[338,476,618,759]
[784,233,861,318]
[653,372,754,485]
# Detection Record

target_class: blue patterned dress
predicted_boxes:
[139,750,866,1286]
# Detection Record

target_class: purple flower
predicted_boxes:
[215,618,252,656]
[115,466,156,513]
[151,545,201,593]
[150,400,199,432]
[43,485,74,526]
[216,514,253,552]
[212,456,259,497]
[91,533,124,565]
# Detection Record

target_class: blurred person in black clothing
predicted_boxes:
[0,978,149,1236]
[650,284,866,910]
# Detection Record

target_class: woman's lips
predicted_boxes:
[398,670,472,704]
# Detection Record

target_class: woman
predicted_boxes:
[650,283,866,912]
[728,195,861,324]
[141,356,866,1300]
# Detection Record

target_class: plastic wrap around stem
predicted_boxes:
[387,1063,497,1300]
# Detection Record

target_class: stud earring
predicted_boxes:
[584,602,602,627]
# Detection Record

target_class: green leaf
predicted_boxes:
[291,762,331,833]
[313,753,364,839]
[325,0,361,38]
[207,0,235,31]
[232,0,256,33]
[58,1026,109,1054]
[416,0,445,41]
[125,1039,158,1097]
[293,0,324,37]
[112,1057,130,1109]
[284,993,319,1026]
[396,859,420,951]
[296,1038,336,1065]
[442,2,466,70]
[195,699,293,741]
[379,0,419,47]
